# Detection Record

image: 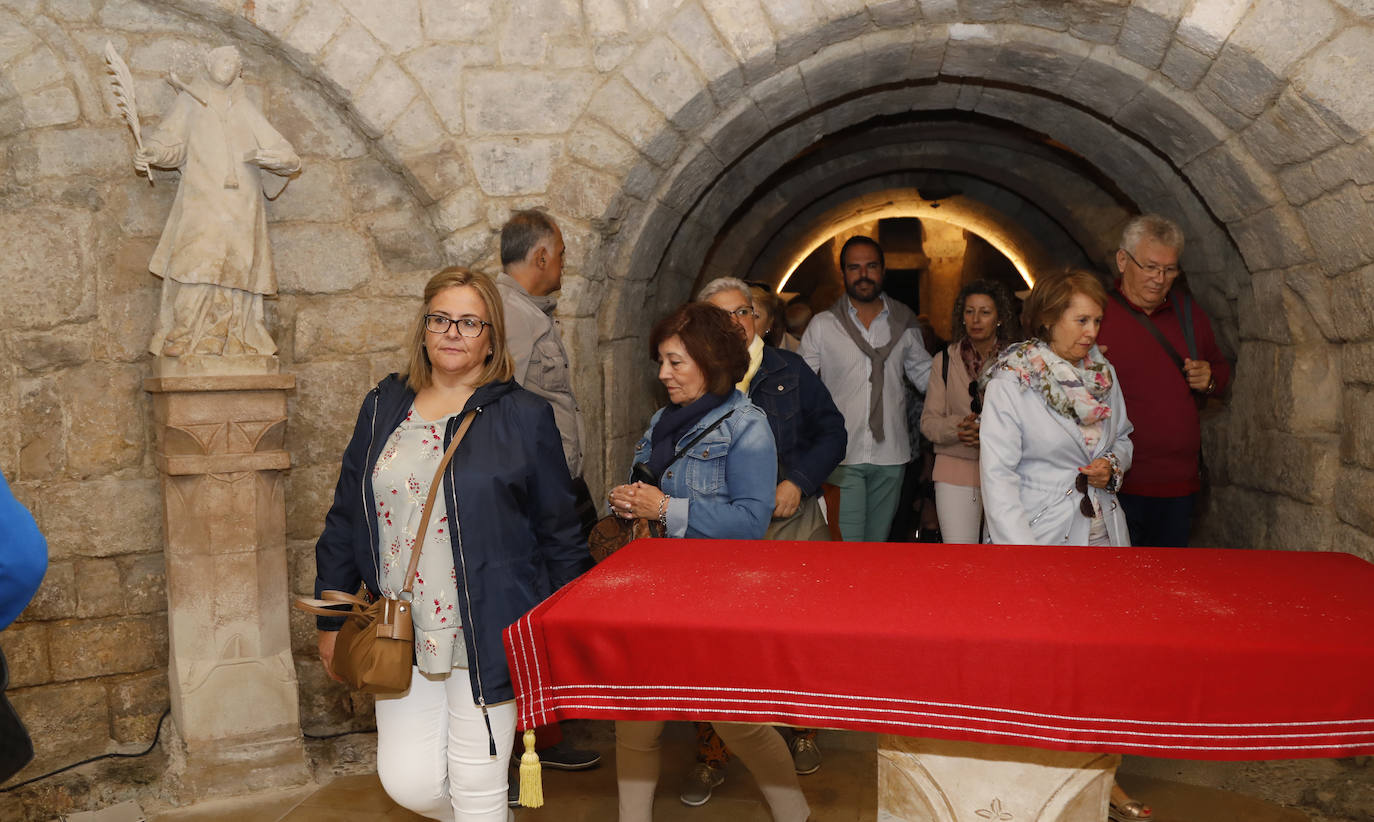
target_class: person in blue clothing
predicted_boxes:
[673,277,847,803]
[313,267,591,822]
[1,471,46,630]
[1,469,47,783]
[606,302,809,822]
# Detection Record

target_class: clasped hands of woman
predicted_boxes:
[608,482,668,520]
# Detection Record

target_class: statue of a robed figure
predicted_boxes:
[109,44,301,363]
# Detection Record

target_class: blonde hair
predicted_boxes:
[404,267,514,392]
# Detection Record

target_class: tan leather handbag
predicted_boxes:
[297,411,475,694]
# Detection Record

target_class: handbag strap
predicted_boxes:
[665,409,735,475]
[402,410,476,597]
[1176,291,1198,360]
[1109,290,1186,372]
[295,589,372,618]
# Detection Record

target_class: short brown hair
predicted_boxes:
[404,267,514,392]
[1024,269,1109,340]
[648,302,749,397]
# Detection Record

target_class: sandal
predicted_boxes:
[1108,800,1153,821]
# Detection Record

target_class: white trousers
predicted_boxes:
[615,720,809,822]
[934,481,984,545]
[374,667,516,822]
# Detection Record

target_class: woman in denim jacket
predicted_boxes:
[606,302,808,822]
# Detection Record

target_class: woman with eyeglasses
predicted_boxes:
[312,267,590,821]
[919,280,1019,544]
[979,269,1133,549]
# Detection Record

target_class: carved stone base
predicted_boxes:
[152,353,280,378]
[146,373,309,802]
[162,718,310,802]
[878,735,1118,822]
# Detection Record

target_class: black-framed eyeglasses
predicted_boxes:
[1120,247,1180,278]
[424,314,490,337]
[725,306,756,319]
[1075,473,1094,517]
[968,381,982,414]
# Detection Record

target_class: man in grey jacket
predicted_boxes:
[497,210,585,480]
[496,210,601,782]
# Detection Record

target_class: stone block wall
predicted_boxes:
[3,0,1374,815]
[0,3,450,812]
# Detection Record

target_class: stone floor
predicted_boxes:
[144,732,1310,822]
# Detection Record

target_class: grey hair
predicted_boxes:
[695,277,753,305]
[499,209,559,268]
[1120,214,1185,256]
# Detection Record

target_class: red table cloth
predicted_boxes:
[503,540,1374,761]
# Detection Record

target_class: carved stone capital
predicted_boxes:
[878,735,1118,822]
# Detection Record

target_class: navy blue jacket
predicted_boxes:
[747,346,847,498]
[313,375,591,706]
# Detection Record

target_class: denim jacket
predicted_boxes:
[747,346,847,499]
[632,391,777,540]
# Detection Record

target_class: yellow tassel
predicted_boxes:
[518,728,544,808]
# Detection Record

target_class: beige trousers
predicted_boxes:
[763,497,829,541]
[615,720,809,822]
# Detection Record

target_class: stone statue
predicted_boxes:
[133,46,300,361]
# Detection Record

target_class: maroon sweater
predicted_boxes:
[1097,286,1231,497]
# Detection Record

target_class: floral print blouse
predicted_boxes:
[372,405,466,673]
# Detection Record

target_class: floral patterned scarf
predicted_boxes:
[983,339,1114,447]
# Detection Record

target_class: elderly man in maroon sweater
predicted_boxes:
[1097,215,1230,547]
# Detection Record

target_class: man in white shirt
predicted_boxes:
[799,236,933,542]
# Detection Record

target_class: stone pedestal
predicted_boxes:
[878,735,1118,822]
[145,374,310,800]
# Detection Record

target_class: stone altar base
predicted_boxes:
[877,735,1118,822]
[146,372,310,802]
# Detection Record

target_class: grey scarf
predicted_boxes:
[829,295,916,441]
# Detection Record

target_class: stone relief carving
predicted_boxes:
[110,45,301,365]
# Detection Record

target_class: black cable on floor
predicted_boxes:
[0,708,171,793]
[301,726,377,740]
[1,712,379,792]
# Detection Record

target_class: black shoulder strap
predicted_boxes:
[940,348,950,385]
[671,409,735,465]
[1177,292,1198,360]
[1108,290,1185,371]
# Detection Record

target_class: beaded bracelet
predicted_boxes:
[656,495,669,529]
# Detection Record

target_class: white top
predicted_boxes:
[372,405,466,673]
[798,294,933,466]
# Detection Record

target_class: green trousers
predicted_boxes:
[829,463,905,542]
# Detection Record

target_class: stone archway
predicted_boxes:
[5,0,1374,816]
[585,13,1372,563]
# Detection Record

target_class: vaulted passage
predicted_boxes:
[589,22,1372,568]
[4,0,1374,817]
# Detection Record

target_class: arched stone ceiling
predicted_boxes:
[727,174,1074,293]
[6,0,1374,555]
[698,120,1132,292]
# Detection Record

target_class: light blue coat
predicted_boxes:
[979,357,1134,546]
[632,390,777,540]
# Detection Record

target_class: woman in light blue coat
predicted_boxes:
[980,269,1134,547]
[977,269,1148,821]
[606,302,808,822]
